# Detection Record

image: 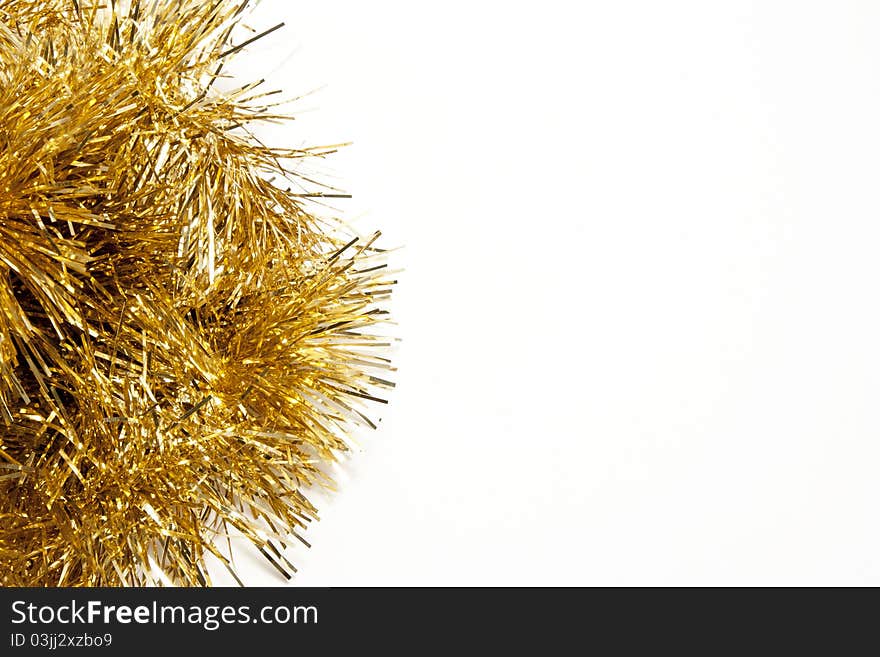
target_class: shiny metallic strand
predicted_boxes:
[0,0,395,586]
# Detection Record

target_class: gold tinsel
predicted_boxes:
[0,0,394,586]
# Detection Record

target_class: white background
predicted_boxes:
[216,0,880,585]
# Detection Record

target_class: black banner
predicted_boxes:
[0,586,865,651]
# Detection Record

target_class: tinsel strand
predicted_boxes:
[0,0,394,586]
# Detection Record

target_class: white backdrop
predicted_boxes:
[211,0,880,585]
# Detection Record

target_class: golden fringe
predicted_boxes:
[0,0,394,586]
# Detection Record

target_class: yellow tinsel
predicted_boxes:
[0,0,394,586]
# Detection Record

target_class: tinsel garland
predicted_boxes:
[0,0,394,586]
